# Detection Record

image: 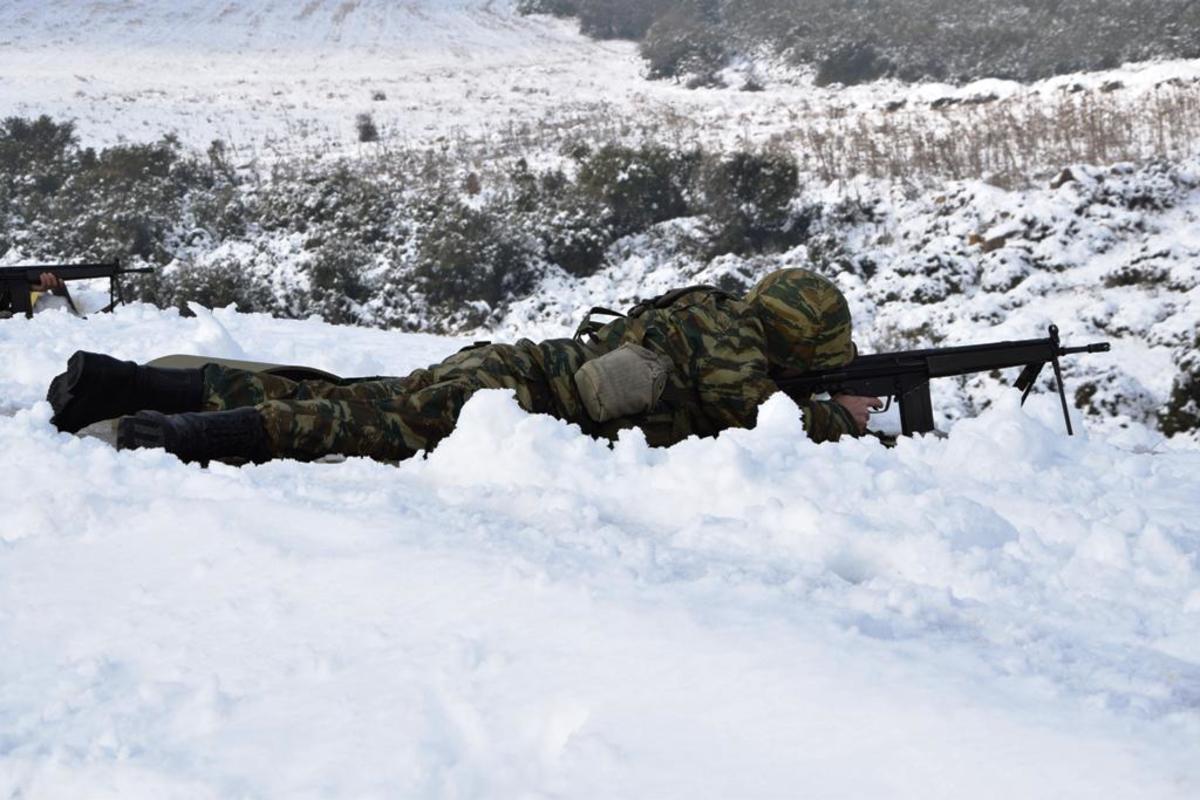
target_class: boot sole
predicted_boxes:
[48,351,91,433]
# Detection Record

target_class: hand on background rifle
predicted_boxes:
[34,272,66,294]
[834,393,884,433]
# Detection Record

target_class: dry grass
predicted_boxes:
[226,78,1200,193]
[782,81,1200,187]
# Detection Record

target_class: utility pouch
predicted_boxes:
[573,343,674,423]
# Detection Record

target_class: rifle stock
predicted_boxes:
[774,325,1111,436]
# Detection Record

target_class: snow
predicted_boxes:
[3,0,1198,161]
[1,305,1199,798]
[3,1,1200,794]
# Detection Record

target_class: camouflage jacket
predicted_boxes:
[573,287,858,445]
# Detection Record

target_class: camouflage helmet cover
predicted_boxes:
[743,268,855,372]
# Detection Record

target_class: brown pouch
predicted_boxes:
[573,343,674,422]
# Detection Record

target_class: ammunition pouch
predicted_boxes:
[573,343,674,423]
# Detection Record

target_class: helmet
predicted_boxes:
[743,268,855,372]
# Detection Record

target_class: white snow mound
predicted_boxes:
[1,306,1198,798]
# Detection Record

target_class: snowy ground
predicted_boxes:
[3,1,1200,795]
[3,0,1198,161]
[1,304,1199,798]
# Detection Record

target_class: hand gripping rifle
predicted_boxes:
[0,260,154,318]
[772,325,1111,437]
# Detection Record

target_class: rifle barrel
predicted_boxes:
[775,332,1110,390]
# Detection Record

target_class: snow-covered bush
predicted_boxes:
[0,118,217,264]
[1161,332,1200,437]
[413,198,541,325]
[153,254,276,315]
[640,0,726,85]
[533,0,1200,87]
[304,241,372,326]
[355,112,380,143]
[813,40,894,88]
[575,143,698,237]
[698,149,803,255]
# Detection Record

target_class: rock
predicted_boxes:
[970,230,1018,253]
[1100,80,1124,93]
[981,232,1015,253]
[1050,168,1077,189]
[961,93,1000,106]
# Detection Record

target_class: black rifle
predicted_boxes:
[0,261,153,318]
[773,324,1111,437]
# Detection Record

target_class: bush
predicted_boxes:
[413,199,540,318]
[305,241,371,325]
[155,256,274,314]
[1160,334,1200,436]
[538,0,1200,86]
[576,143,699,237]
[539,200,613,277]
[517,0,580,16]
[814,40,892,87]
[60,137,205,263]
[356,113,379,143]
[699,150,803,255]
[641,1,727,82]
[256,162,399,243]
[577,0,668,39]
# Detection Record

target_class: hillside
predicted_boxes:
[523,0,1200,87]
[1,4,1199,795]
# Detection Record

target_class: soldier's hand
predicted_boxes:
[35,272,66,294]
[833,394,883,434]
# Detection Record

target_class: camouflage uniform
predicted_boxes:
[200,268,859,462]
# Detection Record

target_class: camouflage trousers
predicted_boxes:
[201,339,594,462]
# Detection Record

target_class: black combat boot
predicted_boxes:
[117,408,271,465]
[48,351,204,433]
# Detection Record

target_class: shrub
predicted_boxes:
[58,137,207,263]
[814,40,892,87]
[356,113,380,143]
[641,1,727,82]
[0,115,77,176]
[538,200,613,277]
[413,199,540,317]
[576,0,668,39]
[516,0,580,16]
[155,256,274,314]
[698,149,803,255]
[1160,334,1200,436]
[256,162,399,243]
[576,143,698,237]
[305,241,371,325]
[540,0,1200,87]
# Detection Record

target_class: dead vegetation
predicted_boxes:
[784,81,1200,188]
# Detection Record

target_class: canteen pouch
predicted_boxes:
[574,343,673,423]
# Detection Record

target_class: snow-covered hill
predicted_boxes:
[4,0,1199,159]
[1,305,1198,798]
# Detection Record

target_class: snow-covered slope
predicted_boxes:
[3,0,1199,160]
[1,306,1199,798]
[0,0,646,154]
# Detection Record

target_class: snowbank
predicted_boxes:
[1,306,1197,798]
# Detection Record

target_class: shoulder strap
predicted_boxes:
[627,284,730,318]
[573,286,734,344]
[573,306,627,343]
